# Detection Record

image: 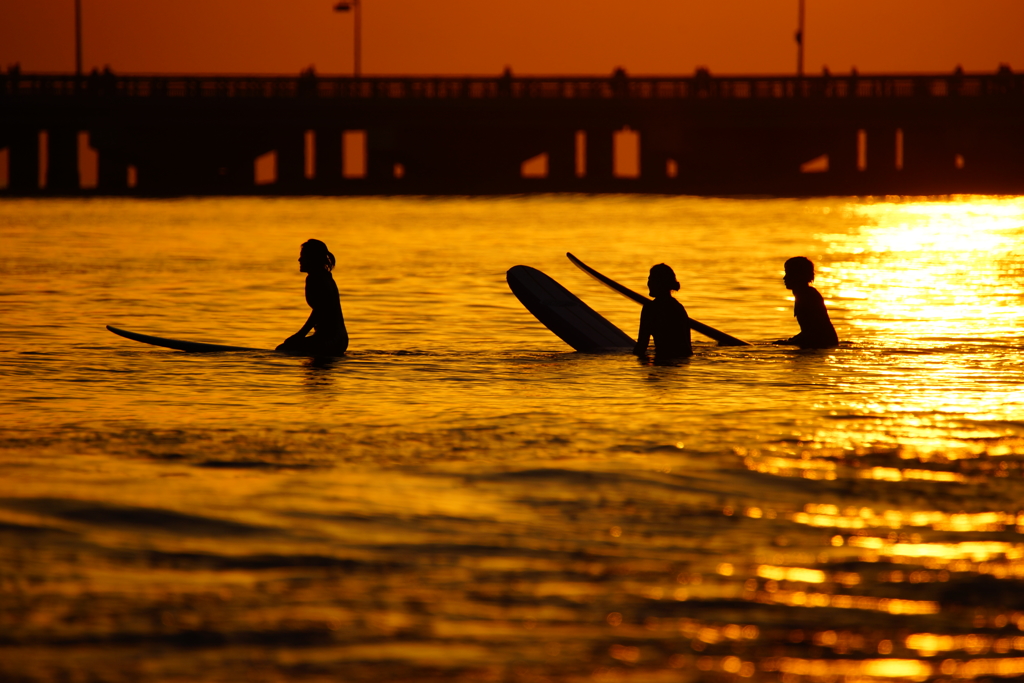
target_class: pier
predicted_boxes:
[1,68,1022,196]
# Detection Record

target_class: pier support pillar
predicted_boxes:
[586,128,614,185]
[46,127,79,192]
[276,131,305,191]
[314,129,342,189]
[7,128,40,192]
[97,149,129,192]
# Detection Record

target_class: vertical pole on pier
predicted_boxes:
[333,0,362,78]
[354,0,362,78]
[74,0,83,76]
[796,0,805,77]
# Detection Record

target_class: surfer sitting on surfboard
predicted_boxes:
[633,264,693,360]
[774,256,838,349]
[277,239,349,356]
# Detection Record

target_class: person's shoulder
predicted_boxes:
[796,285,824,301]
[665,296,688,315]
[308,269,335,283]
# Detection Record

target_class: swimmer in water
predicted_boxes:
[276,239,349,356]
[633,263,693,361]
[775,256,838,349]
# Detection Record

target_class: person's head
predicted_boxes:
[783,256,815,290]
[647,263,680,297]
[298,239,336,273]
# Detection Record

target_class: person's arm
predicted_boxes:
[773,288,807,345]
[286,311,316,342]
[633,304,651,356]
[278,278,322,349]
[677,304,694,356]
[282,274,335,343]
[276,311,315,351]
[792,288,838,348]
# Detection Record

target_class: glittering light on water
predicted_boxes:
[756,565,827,584]
[762,656,933,680]
[906,633,1024,657]
[794,504,1024,532]
[829,198,1024,342]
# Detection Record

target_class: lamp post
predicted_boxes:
[74,0,83,76]
[795,0,805,77]
[333,0,361,78]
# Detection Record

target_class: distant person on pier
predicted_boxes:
[277,239,349,356]
[499,66,513,97]
[774,256,838,349]
[633,263,693,361]
[611,67,628,97]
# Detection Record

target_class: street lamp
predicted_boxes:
[795,0,805,77]
[333,0,361,78]
[74,0,83,76]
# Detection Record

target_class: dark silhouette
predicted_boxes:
[498,66,513,97]
[694,66,712,96]
[6,70,1024,196]
[633,264,693,360]
[299,66,318,98]
[952,64,965,96]
[996,64,1015,94]
[775,256,838,349]
[611,67,628,97]
[277,239,349,356]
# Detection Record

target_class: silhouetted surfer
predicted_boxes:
[775,256,838,349]
[633,264,693,360]
[277,239,349,356]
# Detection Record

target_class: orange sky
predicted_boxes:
[2,0,1023,76]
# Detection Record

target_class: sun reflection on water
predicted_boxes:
[5,196,1024,681]
[827,197,1024,343]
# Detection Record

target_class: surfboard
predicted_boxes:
[565,253,750,347]
[506,265,634,352]
[107,325,272,353]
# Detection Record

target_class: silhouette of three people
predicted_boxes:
[277,244,837,358]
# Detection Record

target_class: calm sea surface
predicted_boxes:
[2,195,1024,682]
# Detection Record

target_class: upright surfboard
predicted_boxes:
[107,325,272,353]
[507,265,634,353]
[566,253,750,347]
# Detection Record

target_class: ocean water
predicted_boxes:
[2,194,1024,682]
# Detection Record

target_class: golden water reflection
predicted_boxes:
[5,196,1024,682]
[809,197,1024,457]
[827,198,1024,343]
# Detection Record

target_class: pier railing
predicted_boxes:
[2,70,1021,101]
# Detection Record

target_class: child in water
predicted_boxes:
[633,263,693,360]
[776,256,838,349]
[277,239,349,356]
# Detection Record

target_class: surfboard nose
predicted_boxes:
[506,265,634,353]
